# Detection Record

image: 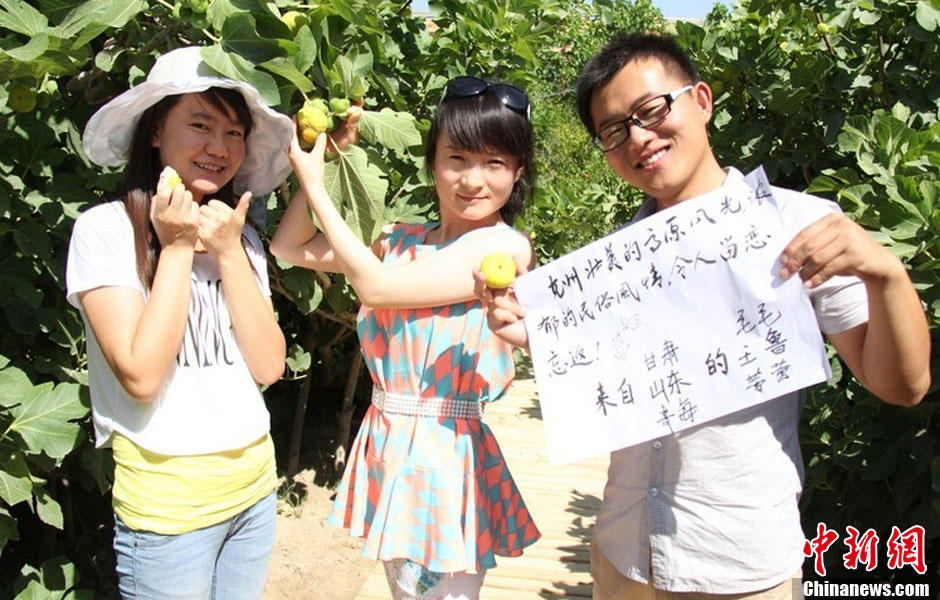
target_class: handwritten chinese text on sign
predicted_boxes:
[513,167,830,465]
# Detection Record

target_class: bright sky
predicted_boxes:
[410,0,726,20]
[651,0,725,19]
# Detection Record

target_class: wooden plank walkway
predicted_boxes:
[354,368,609,599]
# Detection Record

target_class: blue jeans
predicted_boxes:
[113,492,276,600]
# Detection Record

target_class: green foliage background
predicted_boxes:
[0,0,936,595]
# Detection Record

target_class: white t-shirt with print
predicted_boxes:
[66,201,272,456]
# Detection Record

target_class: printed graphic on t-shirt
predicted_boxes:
[177,278,236,368]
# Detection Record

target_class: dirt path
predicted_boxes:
[263,469,375,599]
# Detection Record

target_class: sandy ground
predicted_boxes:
[263,469,376,600]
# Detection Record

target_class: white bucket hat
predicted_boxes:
[82,46,294,196]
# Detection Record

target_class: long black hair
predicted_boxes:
[425,91,535,226]
[118,88,253,288]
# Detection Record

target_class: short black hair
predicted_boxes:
[575,33,700,138]
[425,90,534,225]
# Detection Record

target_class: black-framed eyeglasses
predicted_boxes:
[441,75,531,120]
[593,84,694,152]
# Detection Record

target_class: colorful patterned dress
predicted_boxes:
[329,222,541,574]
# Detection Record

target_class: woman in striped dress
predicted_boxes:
[271,76,540,599]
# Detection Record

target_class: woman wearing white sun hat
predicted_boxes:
[66,46,292,599]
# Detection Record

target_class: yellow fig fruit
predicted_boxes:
[156,166,183,196]
[480,252,517,289]
[298,105,328,133]
[296,106,315,128]
[301,127,319,143]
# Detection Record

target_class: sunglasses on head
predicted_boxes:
[440,76,531,120]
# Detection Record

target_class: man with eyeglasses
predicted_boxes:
[476,33,928,599]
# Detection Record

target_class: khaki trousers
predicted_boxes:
[590,542,803,600]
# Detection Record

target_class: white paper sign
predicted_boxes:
[514,167,831,465]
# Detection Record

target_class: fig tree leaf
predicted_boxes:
[0,39,84,83]
[13,576,45,600]
[0,0,49,36]
[39,555,79,592]
[12,219,51,261]
[281,266,323,314]
[52,0,145,41]
[201,45,280,106]
[286,343,312,372]
[324,281,355,313]
[222,13,296,64]
[80,443,113,494]
[34,487,64,529]
[0,364,35,409]
[0,443,32,506]
[0,35,49,62]
[0,505,18,553]
[291,25,317,73]
[36,0,81,25]
[915,0,940,31]
[7,381,87,459]
[261,57,314,93]
[358,109,421,150]
[207,0,245,32]
[321,0,357,24]
[335,50,373,95]
[512,38,535,64]
[324,145,388,243]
